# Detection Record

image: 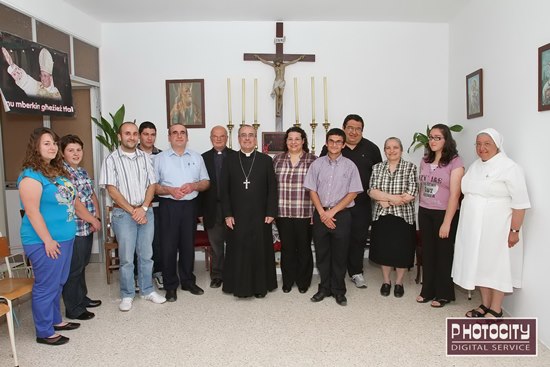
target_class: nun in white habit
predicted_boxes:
[452,128,530,318]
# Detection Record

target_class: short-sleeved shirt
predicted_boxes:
[99,148,157,206]
[369,159,418,225]
[18,168,77,245]
[64,162,96,236]
[303,154,363,208]
[418,156,464,210]
[273,151,317,218]
[154,147,209,201]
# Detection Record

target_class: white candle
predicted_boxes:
[227,78,232,124]
[311,77,316,122]
[294,77,299,123]
[323,77,328,122]
[242,78,245,125]
[254,78,258,122]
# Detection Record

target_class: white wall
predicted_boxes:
[449,0,550,346]
[100,21,448,157]
[1,0,101,45]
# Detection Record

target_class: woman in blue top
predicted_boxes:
[18,127,78,345]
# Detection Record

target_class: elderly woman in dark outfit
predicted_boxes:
[368,137,418,298]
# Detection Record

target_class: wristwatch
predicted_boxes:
[142,206,149,212]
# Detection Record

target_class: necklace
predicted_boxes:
[238,150,256,189]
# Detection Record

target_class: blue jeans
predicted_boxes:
[24,239,74,338]
[111,208,154,298]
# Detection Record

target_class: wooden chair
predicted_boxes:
[194,228,212,272]
[0,300,18,367]
[0,277,34,367]
[103,207,120,284]
[0,237,33,279]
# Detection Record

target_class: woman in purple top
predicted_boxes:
[416,124,464,307]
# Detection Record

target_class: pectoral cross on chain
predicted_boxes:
[243,178,250,189]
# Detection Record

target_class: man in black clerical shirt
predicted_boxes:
[199,126,235,288]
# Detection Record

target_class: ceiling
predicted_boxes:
[60,0,469,23]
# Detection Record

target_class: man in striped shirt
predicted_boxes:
[99,122,166,311]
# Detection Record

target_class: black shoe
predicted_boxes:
[53,322,81,331]
[181,284,204,295]
[394,284,404,298]
[74,311,95,320]
[282,286,291,293]
[310,291,329,302]
[210,279,222,288]
[86,300,102,308]
[335,294,347,306]
[254,293,265,298]
[165,289,177,302]
[380,283,391,297]
[298,287,308,294]
[36,335,69,345]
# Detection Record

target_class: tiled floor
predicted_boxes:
[0,261,549,367]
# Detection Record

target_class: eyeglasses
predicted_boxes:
[345,126,363,133]
[171,130,187,136]
[428,136,443,141]
[239,133,256,139]
[327,139,344,146]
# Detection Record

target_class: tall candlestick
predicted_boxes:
[294,77,299,123]
[254,78,258,122]
[242,78,246,125]
[227,78,232,125]
[311,77,316,122]
[323,77,328,122]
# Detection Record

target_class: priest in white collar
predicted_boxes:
[220,124,278,298]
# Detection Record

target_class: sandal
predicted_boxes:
[431,299,449,308]
[465,304,489,318]
[416,295,430,303]
[484,308,503,318]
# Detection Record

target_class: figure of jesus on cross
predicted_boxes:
[254,54,305,117]
[244,22,315,130]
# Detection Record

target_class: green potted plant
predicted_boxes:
[407,124,463,153]
[92,104,126,152]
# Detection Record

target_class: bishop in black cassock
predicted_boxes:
[220,125,278,298]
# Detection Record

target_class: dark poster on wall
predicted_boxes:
[0,31,74,116]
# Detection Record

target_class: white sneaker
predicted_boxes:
[141,291,166,304]
[351,273,367,288]
[119,297,133,312]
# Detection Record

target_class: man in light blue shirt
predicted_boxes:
[154,123,210,302]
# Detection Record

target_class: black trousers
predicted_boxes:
[206,203,226,280]
[347,202,372,276]
[159,198,197,291]
[62,233,93,318]
[312,210,351,296]
[418,207,459,301]
[276,217,313,290]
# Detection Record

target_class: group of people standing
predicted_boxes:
[17,113,530,345]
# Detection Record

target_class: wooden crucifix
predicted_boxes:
[244,22,315,131]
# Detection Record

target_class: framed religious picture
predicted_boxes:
[466,69,483,119]
[538,42,550,112]
[262,132,286,154]
[165,79,205,128]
